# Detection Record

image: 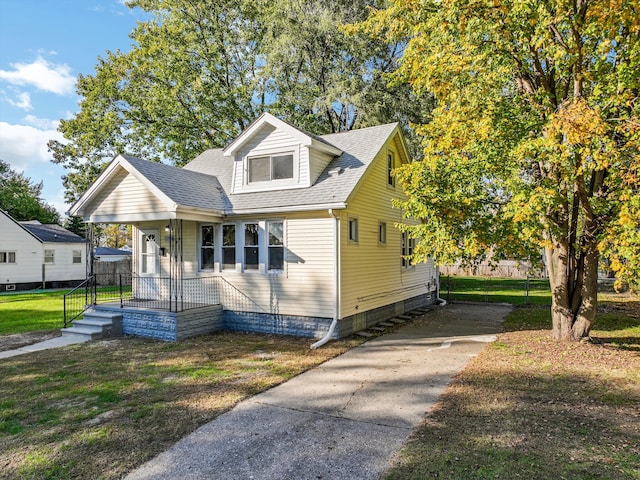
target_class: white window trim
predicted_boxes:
[387,150,396,188]
[217,220,287,275]
[401,231,416,269]
[44,249,55,264]
[348,217,359,244]
[242,222,261,273]
[266,220,285,274]
[198,224,216,271]
[0,251,16,264]
[221,223,238,272]
[72,250,82,264]
[378,221,387,245]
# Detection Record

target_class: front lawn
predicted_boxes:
[383,293,640,480]
[0,332,364,480]
[0,291,65,334]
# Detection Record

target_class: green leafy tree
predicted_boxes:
[358,0,640,340]
[49,0,430,202]
[0,160,60,224]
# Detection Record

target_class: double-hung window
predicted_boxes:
[387,151,395,187]
[222,224,236,270]
[44,249,55,264]
[72,250,82,264]
[401,231,415,268]
[0,252,16,263]
[267,221,284,272]
[248,153,294,183]
[200,225,215,270]
[244,223,259,271]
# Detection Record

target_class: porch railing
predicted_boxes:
[63,274,222,327]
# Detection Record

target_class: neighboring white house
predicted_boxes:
[68,113,438,341]
[0,210,87,291]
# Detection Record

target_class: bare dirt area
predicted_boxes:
[0,330,60,352]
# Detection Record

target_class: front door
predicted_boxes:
[137,229,161,301]
[140,229,160,276]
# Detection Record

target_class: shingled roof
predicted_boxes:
[19,222,86,243]
[183,122,399,214]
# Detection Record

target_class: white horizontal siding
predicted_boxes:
[309,149,333,185]
[41,243,86,282]
[232,124,311,192]
[0,213,43,284]
[87,169,167,216]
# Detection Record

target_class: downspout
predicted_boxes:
[311,208,341,349]
[436,265,447,306]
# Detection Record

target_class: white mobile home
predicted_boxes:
[68,114,438,341]
[0,210,87,291]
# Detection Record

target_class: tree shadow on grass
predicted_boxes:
[383,365,640,480]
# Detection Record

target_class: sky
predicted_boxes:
[0,0,150,217]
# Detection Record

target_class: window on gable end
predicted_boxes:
[248,153,294,183]
[387,151,395,187]
[348,217,359,243]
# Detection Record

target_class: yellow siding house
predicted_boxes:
[68,113,438,342]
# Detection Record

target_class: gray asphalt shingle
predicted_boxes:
[114,122,398,215]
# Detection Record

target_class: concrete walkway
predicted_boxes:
[0,334,88,359]
[126,303,512,480]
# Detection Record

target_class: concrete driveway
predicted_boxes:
[126,303,512,480]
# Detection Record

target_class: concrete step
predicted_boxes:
[388,318,405,324]
[60,309,123,340]
[355,331,374,338]
[371,326,386,332]
[61,325,105,340]
[378,322,395,327]
[397,314,412,321]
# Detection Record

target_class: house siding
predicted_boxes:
[0,212,43,288]
[133,212,336,320]
[87,168,166,217]
[0,212,86,291]
[339,135,438,319]
[233,124,311,191]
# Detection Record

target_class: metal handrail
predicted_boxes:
[63,276,94,328]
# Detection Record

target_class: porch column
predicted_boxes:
[167,219,183,312]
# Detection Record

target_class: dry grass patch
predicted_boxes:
[384,296,640,480]
[0,332,364,480]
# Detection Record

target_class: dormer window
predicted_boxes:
[249,153,294,183]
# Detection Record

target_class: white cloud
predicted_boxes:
[23,115,59,130]
[0,57,76,95]
[0,121,64,170]
[7,91,32,111]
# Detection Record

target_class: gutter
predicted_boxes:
[311,208,341,349]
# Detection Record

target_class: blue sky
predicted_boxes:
[0,0,149,216]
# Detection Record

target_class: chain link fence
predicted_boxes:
[440,275,552,305]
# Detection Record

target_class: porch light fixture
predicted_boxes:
[164,224,171,232]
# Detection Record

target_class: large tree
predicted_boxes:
[50,0,426,203]
[0,160,60,224]
[357,0,640,340]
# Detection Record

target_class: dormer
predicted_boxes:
[223,113,342,194]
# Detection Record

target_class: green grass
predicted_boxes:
[0,291,65,334]
[0,332,364,480]
[383,297,640,480]
[441,276,552,305]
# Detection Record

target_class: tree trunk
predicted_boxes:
[545,241,598,341]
